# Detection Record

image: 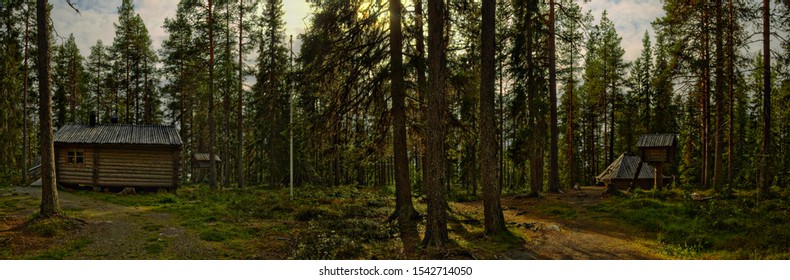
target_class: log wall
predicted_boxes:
[56,144,182,189]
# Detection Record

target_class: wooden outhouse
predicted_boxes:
[191,153,222,169]
[191,153,221,182]
[636,134,678,163]
[53,124,183,190]
[636,134,678,190]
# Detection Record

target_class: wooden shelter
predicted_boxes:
[54,124,183,190]
[636,134,678,190]
[191,153,221,182]
[596,153,669,190]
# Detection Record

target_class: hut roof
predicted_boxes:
[54,124,182,146]
[596,153,658,181]
[193,153,221,162]
[636,134,677,148]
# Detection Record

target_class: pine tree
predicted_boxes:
[37,0,62,218]
[557,1,590,186]
[87,40,112,122]
[389,0,418,252]
[251,0,289,187]
[480,0,506,235]
[52,34,87,127]
[423,0,449,248]
[0,1,24,183]
[208,0,217,189]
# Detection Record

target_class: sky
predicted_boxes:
[51,0,664,62]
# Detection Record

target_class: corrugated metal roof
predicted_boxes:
[636,134,677,148]
[596,153,657,181]
[54,124,182,146]
[192,153,221,162]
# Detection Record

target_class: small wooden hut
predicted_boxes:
[596,153,669,190]
[637,134,678,190]
[637,134,678,163]
[53,124,183,190]
[191,153,221,182]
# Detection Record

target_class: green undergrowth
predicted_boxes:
[23,215,85,238]
[71,183,525,259]
[30,238,93,260]
[591,188,790,259]
[74,184,404,259]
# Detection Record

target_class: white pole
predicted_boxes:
[289,35,294,200]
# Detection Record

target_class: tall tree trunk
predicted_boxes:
[548,0,560,193]
[70,54,77,124]
[223,1,231,188]
[179,62,187,182]
[701,2,710,189]
[208,0,218,189]
[238,0,244,188]
[713,0,724,191]
[726,0,734,193]
[567,24,576,187]
[568,68,575,186]
[609,81,615,168]
[38,0,62,217]
[608,83,611,165]
[423,0,448,248]
[759,0,771,195]
[389,0,418,253]
[526,0,541,196]
[413,0,427,196]
[23,3,30,188]
[480,0,505,235]
[144,58,149,124]
[499,57,505,192]
[125,22,131,124]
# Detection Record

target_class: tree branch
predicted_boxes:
[66,0,80,14]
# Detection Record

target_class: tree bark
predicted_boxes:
[423,0,448,248]
[713,0,724,191]
[208,0,218,189]
[726,0,734,193]
[238,0,244,188]
[701,2,710,189]
[389,0,418,253]
[38,0,62,217]
[480,0,505,235]
[413,0,427,196]
[548,0,560,193]
[24,3,30,188]
[223,1,231,188]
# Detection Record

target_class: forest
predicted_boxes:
[1,0,790,260]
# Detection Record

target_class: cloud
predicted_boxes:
[51,0,120,56]
[51,0,312,58]
[580,0,665,62]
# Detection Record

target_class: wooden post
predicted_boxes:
[654,162,663,191]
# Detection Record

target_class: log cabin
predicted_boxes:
[53,124,183,190]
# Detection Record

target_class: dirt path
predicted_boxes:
[4,187,215,259]
[457,187,665,260]
[507,188,664,259]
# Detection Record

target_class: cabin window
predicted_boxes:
[67,149,85,165]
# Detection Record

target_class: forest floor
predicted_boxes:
[1,183,788,259]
